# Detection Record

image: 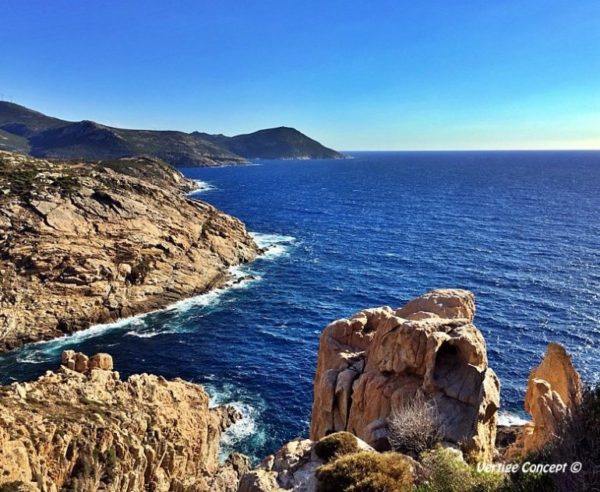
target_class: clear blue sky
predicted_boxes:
[1,0,599,150]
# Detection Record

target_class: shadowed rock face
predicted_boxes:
[0,151,258,351]
[0,352,248,491]
[506,342,582,459]
[310,289,500,463]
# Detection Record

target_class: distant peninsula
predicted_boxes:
[0,101,344,167]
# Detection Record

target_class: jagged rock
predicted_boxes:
[0,353,245,491]
[506,343,582,459]
[239,438,324,492]
[0,151,258,351]
[310,289,500,462]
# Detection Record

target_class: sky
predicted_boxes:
[1,0,599,150]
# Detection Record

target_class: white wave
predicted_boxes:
[207,385,266,461]
[16,352,48,364]
[165,265,260,314]
[187,179,217,194]
[251,232,297,260]
[220,401,259,448]
[125,329,172,339]
[498,411,530,426]
[11,233,289,354]
[25,310,154,356]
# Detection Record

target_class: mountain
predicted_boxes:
[0,102,343,166]
[197,126,343,160]
[0,101,66,137]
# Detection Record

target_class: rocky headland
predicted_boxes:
[0,270,589,491]
[0,351,249,491]
[0,150,259,351]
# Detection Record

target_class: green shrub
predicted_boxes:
[316,451,414,492]
[315,432,360,462]
[417,446,506,492]
[0,483,26,492]
[504,456,556,492]
[542,384,600,492]
[52,174,79,195]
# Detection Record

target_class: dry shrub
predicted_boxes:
[316,451,414,492]
[314,431,360,462]
[387,394,445,458]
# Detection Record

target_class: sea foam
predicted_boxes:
[497,411,530,426]
[187,179,217,194]
[7,231,295,360]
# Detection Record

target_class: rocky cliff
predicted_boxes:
[0,151,259,351]
[0,351,248,491]
[310,289,500,463]
[506,342,582,459]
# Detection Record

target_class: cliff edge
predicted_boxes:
[0,151,259,351]
[0,351,248,491]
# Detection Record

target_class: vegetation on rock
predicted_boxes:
[0,151,258,351]
[315,431,361,462]
[417,446,505,492]
[0,101,342,165]
[388,394,445,459]
[316,451,415,492]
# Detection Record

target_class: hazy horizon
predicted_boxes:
[1,0,599,150]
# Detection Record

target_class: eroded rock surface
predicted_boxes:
[0,151,258,351]
[239,435,376,492]
[0,351,248,491]
[310,289,500,462]
[506,342,582,459]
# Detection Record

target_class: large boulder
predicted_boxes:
[506,343,582,459]
[310,289,500,462]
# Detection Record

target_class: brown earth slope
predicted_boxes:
[0,151,258,351]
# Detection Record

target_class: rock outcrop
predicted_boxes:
[310,289,500,462]
[238,435,375,492]
[0,151,258,351]
[0,351,248,491]
[506,343,582,459]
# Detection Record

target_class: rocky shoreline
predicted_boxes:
[0,289,587,491]
[0,151,259,352]
[0,351,249,491]
[238,290,585,491]
[0,151,590,490]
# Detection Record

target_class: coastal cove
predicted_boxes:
[1,151,600,462]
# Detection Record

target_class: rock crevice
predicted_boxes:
[310,289,500,462]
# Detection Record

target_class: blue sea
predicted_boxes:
[1,151,600,461]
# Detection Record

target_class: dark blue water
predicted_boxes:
[2,151,600,461]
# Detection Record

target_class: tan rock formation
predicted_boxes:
[310,289,500,462]
[506,343,582,459]
[239,435,376,492]
[0,151,258,351]
[0,351,248,491]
